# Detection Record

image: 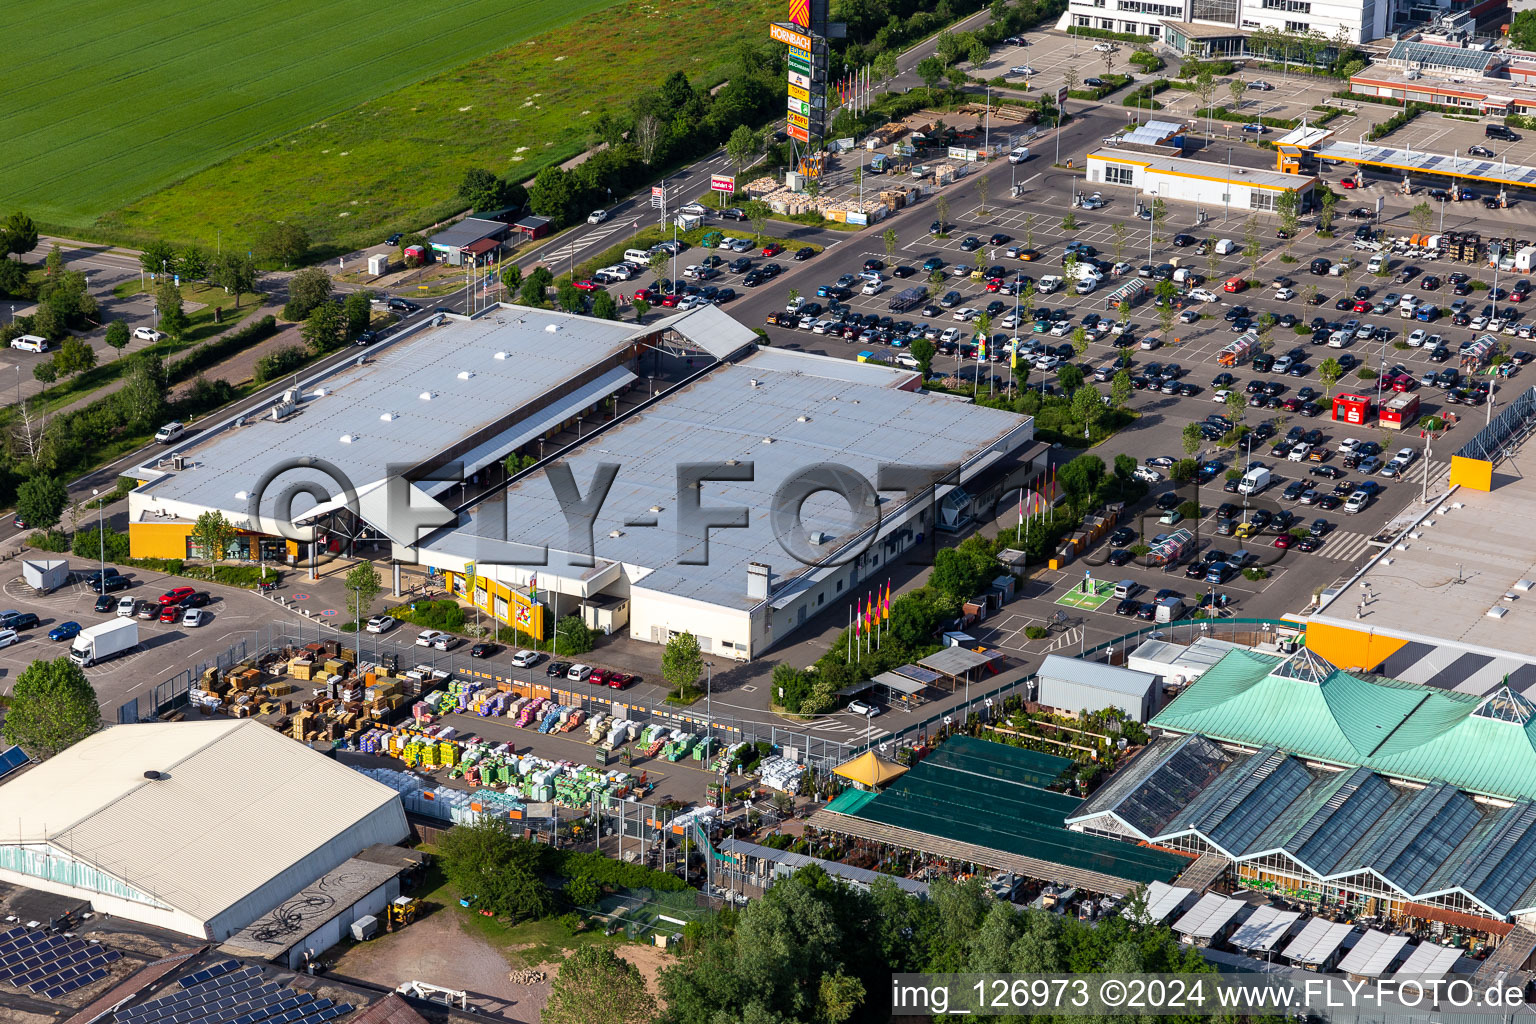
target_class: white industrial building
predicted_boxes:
[0,721,409,940]
[1086,150,1317,214]
[130,302,1041,662]
[1035,654,1159,722]
[1061,0,1396,49]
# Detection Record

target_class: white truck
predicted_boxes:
[70,618,138,667]
[21,559,68,595]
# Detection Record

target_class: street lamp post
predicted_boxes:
[1224,148,1232,222]
[1147,189,1158,267]
[92,489,103,589]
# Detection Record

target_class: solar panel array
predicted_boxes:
[0,926,121,999]
[117,961,353,1024]
[0,746,30,780]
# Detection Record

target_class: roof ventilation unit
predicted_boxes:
[380,413,395,422]
[143,770,164,781]
[282,387,301,405]
[314,387,328,397]
[761,437,774,444]
[545,324,561,334]
[809,531,830,546]
[749,378,760,388]
[171,454,187,471]
[458,371,475,380]
[494,351,509,360]
[420,391,435,401]
[797,415,811,422]
[609,530,625,538]
[340,434,356,444]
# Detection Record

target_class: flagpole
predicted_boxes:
[846,604,852,663]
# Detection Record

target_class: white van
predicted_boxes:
[1214,238,1237,255]
[8,335,48,353]
[623,248,652,264]
[1237,465,1271,495]
[1368,253,1389,274]
[1008,147,1030,164]
[154,421,186,444]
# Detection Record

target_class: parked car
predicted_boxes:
[366,615,397,634]
[511,649,542,667]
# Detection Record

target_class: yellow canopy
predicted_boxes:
[833,750,908,788]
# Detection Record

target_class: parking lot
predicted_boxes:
[0,559,300,717]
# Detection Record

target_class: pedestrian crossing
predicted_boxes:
[541,221,629,264]
[1315,529,1381,562]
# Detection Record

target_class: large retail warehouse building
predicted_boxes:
[129,305,1040,660]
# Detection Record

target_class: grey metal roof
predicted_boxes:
[1283,918,1357,965]
[1172,892,1249,939]
[134,307,644,533]
[919,646,1003,677]
[717,837,929,895]
[872,671,926,695]
[1337,929,1412,977]
[1312,140,1536,191]
[428,347,1031,611]
[650,302,761,360]
[1162,748,1316,856]
[1143,880,1195,923]
[1228,904,1301,952]
[1395,941,1468,978]
[221,855,400,959]
[1038,654,1157,699]
[429,217,508,249]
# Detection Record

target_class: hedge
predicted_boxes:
[1194,106,1299,130]
[1367,105,1423,141]
[169,315,279,385]
[551,849,688,891]
[1066,25,1158,43]
[1123,79,1171,108]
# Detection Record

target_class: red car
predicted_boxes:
[1273,534,1293,549]
[159,586,195,606]
[572,279,601,292]
[1353,300,1372,313]
[632,288,659,303]
[588,668,609,686]
[761,243,783,257]
[1223,276,1247,293]
[1391,375,1414,392]
[607,672,635,690]
[1340,177,1359,189]
[659,293,682,307]
[159,604,182,623]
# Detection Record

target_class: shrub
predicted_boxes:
[1024,625,1049,640]
[26,530,69,552]
[169,315,278,384]
[252,345,308,385]
[1243,567,1270,580]
[389,598,466,632]
[553,614,594,656]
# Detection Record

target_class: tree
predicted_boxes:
[1057,363,1085,393]
[139,239,176,277]
[1194,71,1217,135]
[1070,326,1090,360]
[176,246,208,282]
[520,275,549,307]
[556,280,584,313]
[528,166,577,224]
[0,212,38,259]
[1153,280,1178,334]
[345,562,382,622]
[1150,197,1167,244]
[501,264,522,296]
[189,509,237,561]
[3,656,100,758]
[104,320,130,359]
[16,475,67,532]
[1242,217,1262,280]
[1057,452,1104,513]
[934,194,951,236]
[300,301,344,354]
[343,291,372,338]
[0,257,27,298]
[553,614,594,656]
[1411,200,1434,236]
[917,56,945,101]
[543,945,655,1024]
[1061,211,1079,231]
[743,199,771,244]
[1110,369,1133,409]
[873,51,898,84]
[53,336,95,377]
[976,172,990,216]
[592,290,618,320]
[662,631,704,698]
[632,113,663,165]
[911,337,936,377]
[458,168,507,212]
[1110,221,1127,262]
[1227,77,1244,110]
[437,819,553,923]
[1319,189,1337,233]
[285,267,332,321]
[211,252,258,308]
[155,277,189,341]
[968,39,989,69]
[633,297,650,322]
[883,227,899,265]
[1071,385,1102,435]
[1225,387,1246,426]
[1278,188,1301,242]
[122,352,168,431]
[31,361,55,396]
[725,125,760,182]
[1319,356,1344,398]
[253,221,310,268]
[1063,67,1079,96]
[1181,420,1202,458]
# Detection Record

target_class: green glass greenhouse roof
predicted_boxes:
[846,737,1188,885]
[1150,652,1536,801]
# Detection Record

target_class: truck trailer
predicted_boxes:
[69,618,138,667]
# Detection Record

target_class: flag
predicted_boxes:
[853,598,861,637]
[882,581,891,621]
[1018,490,1024,528]
[529,575,537,600]
[866,593,875,631]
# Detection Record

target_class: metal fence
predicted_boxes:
[139,621,857,775]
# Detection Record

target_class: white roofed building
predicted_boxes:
[0,721,408,940]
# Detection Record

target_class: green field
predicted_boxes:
[2,0,623,232]
[7,0,777,255]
